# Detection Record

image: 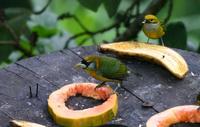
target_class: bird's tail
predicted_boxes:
[123,68,143,81]
[120,85,159,113]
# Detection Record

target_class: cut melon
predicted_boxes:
[48,83,118,127]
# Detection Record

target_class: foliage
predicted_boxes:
[0,0,200,68]
[163,22,187,49]
[78,0,121,17]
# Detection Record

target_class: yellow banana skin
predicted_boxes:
[100,42,189,79]
[10,120,46,127]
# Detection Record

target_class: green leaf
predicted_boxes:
[0,61,9,69]
[19,36,32,51]
[163,22,187,49]
[0,8,31,64]
[103,0,121,17]
[78,0,102,12]
[28,11,58,38]
[28,11,57,28]
[27,11,58,36]
[8,51,23,62]
[0,9,30,40]
[0,0,31,9]
[31,25,57,38]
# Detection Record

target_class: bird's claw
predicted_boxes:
[94,86,100,90]
[112,91,119,96]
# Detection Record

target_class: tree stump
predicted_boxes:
[0,46,200,127]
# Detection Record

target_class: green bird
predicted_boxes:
[68,49,155,108]
[75,55,128,88]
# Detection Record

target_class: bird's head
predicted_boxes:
[142,14,159,24]
[75,55,96,70]
[67,48,96,70]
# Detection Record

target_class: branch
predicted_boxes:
[122,0,140,28]
[64,22,119,48]
[163,0,173,24]
[64,0,140,48]
[124,0,139,16]
[78,37,90,46]
[0,40,32,57]
[73,16,90,32]
[58,13,92,34]
[0,22,19,42]
[0,40,16,45]
[33,0,52,15]
[115,0,168,41]
[65,31,91,47]
[0,23,33,56]
[136,0,140,16]
[0,9,35,58]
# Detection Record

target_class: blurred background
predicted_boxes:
[0,0,200,68]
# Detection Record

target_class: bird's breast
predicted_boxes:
[143,23,164,39]
[143,23,159,32]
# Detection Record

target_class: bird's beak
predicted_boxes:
[142,19,146,24]
[75,63,86,69]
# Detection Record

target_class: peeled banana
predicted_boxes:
[100,42,188,79]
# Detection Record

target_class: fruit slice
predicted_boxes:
[48,83,118,127]
[100,42,188,79]
[146,105,200,127]
[10,120,46,127]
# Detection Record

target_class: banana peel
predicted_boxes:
[10,120,46,127]
[99,42,188,79]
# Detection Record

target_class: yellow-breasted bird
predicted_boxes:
[75,55,128,89]
[142,14,165,46]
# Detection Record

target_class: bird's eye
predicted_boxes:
[150,19,153,21]
[81,60,90,67]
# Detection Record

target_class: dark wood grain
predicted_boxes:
[0,46,200,127]
[120,49,200,111]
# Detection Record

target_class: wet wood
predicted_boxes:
[0,46,200,127]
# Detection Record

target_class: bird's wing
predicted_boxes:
[160,21,166,32]
[97,58,127,80]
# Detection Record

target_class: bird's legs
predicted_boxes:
[160,37,164,46]
[114,82,121,92]
[95,81,106,89]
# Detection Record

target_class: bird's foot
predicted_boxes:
[94,85,101,90]
[111,90,119,96]
[160,37,165,46]
[114,83,121,92]
[94,81,106,90]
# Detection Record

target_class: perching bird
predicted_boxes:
[74,54,154,108]
[75,55,128,89]
[142,14,165,46]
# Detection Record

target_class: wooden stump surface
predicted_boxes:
[0,46,200,127]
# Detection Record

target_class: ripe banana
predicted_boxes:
[99,42,188,79]
[10,120,46,127]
